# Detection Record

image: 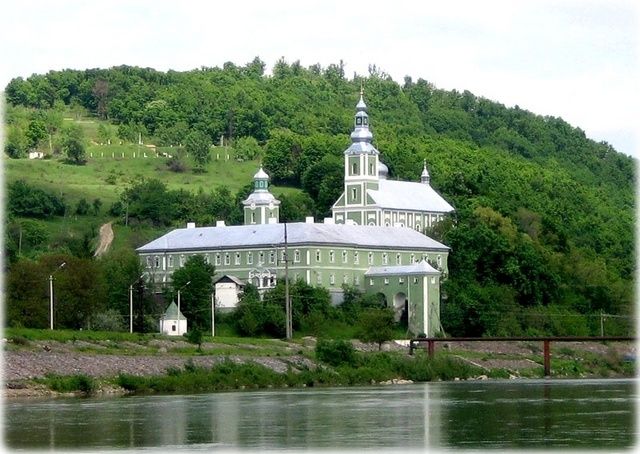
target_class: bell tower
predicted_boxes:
[341,88,380,224]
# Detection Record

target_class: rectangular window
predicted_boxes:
[431,276,436,284]
[342,250,348,263]
[280,250,285,263]
[317,272,322,284]
[329,250,335,263]
[354,251,359,264]
[369,278,374,286]
[384,278,389,285]
[204,254,210,265]
[168,256,174,268]
[247,252,253,265]
[413,277,418,284]
[368,252,374,265]
[382,253,388,265]
[399,277,404,284]
[294,250,300,263]
[154,256,160,268]
[343,274,348,284]
[259,252,264,265]
[437,255,442,267]
[354,276,359,285]
[269,251,275,264]
[351,188,357,201]
[235,253,241,265]
[316,250,321,262]
[224,254,230,266]
[396,253,401,265]
[146,257,151,268]
[410,253,415,263]
[215,254,221,266]
[180,255,185,267]
[330,274,335,285]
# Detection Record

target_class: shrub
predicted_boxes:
[166,155,186,172]
[42,374,96,394]
[357,308,396,350]
[9,335,30,346]
[91,310,126,332]
[185,328,204,351]
[315,339,357,366]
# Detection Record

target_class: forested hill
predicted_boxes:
[4,58,635,336]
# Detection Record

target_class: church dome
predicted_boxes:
[254,167,269,180]
[378,161,388,179]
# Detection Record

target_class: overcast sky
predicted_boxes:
[2,0,638,157]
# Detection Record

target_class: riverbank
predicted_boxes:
[4,333,635,397]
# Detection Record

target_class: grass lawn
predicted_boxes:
[7,148,300,207]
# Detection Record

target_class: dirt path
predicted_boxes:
[94,222,114,257]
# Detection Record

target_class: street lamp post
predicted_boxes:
[177,281,191,335]
[211,293,215,337]
[129,274,145,333]
[49,262,66,330]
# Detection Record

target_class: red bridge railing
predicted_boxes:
[409,336,636,377]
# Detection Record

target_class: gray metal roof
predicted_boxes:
[242,191,280,205]
[345,141,378,155]
[368,179,454,213]
[365,260,440,277]
[214,275,245,286]
[137,222,449,254]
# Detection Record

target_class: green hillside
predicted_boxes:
[3,59,635,337]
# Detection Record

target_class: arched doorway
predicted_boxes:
[394,292,408,327]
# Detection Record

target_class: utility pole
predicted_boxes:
[129,274,145,333]
[49,262,66,330]
[600,310,605,337]
[284,223,292,339]
[177,281,191,335]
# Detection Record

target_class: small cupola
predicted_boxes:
[420,160,430,184]
[253,166,269,191]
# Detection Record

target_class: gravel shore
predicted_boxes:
[4,337,634,398]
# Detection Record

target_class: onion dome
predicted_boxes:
[378,161,389,180]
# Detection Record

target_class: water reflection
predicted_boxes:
[5,379,634,449]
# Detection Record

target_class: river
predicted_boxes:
[5,378,635,450]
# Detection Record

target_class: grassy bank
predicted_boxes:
[30,352,483,397]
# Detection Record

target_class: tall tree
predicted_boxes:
[169,255,215,330]
[185,129,211,172]
[61,124,86,164]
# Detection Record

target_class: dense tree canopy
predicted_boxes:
[4,58,635,336]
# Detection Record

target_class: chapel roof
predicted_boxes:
[161,301,185,320]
